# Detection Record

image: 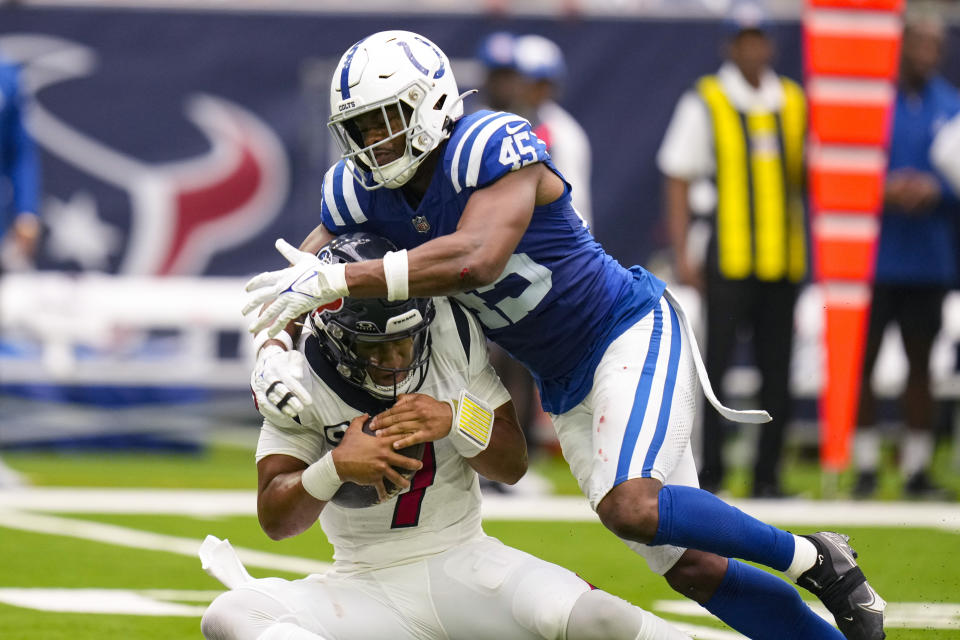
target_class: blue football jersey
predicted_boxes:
[320,110,665,413]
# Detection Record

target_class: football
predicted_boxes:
[330,414,426,509]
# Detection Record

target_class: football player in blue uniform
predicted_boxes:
[244,31,884,640]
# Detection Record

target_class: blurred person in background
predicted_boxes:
[931,107,960,194]
[474,31,523,113]
[513,34,593,227]
[502,34,597,466]
[0,55,40,488]
[0,56,40,273]
[472,32,547,484]
[658,1,807,499]
[852,6,960,500]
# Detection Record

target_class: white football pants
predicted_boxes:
[551,289,768,575]
[200,535,688,640]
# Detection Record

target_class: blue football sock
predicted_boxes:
[704,559,844,639]
[651,484,795,570]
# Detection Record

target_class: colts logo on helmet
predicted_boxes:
[397,38,446,80]
[412,215,431,234]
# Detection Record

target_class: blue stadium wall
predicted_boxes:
[3,7,959,275]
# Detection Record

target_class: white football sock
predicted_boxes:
[854,429,881,472]
[634,608,693,640]
[565,589,690,640]
[900,430,934,477]
[785,535,819,581]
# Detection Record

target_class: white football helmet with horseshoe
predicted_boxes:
[328,30,467,190]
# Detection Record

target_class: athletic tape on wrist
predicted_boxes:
[327,261,350,297]
[301,453,342,502]
[254,328,293,355]
[382,249,409,301]
[448,389,494,458]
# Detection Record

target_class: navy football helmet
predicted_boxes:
[308,232,435,399]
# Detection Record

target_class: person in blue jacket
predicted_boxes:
[0,59,40,272]
[0,58,39,488]
[853,9,960,500]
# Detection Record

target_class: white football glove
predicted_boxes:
[243,238,349,336]
[251,345,312,421]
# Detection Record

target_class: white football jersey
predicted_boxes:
[256,298,510,574]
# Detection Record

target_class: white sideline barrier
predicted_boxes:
[793,286,960,400]
[0,272,253,388]
[654,285,960,401]
[1,273,959,398]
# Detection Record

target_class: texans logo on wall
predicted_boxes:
[1,33,290,276]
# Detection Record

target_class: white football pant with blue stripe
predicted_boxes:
[551,289,767,575]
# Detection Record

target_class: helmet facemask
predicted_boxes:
[352,329,433,399]
[329,31,466,191]
[329,81,444,190]
[309,294,436,401]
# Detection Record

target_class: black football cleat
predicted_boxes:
[903,471,956,501]
[851,471,878,500]
[797,532,886,640]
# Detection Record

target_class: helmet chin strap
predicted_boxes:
[364,369,416,400]
[367,126,425,188]
[376,153,422,188]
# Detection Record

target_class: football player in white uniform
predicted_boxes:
[242,31,884,640]
[201,232,689,640]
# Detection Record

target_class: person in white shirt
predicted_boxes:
[470,31,544,469]
[513,34,593,228]
[200,234,690,640]
[932,111,960,195]
[474,31,523,113]
[657,3,807,499]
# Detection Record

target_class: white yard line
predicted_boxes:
[0,509,330,575]
[670,623,746,640]
[0,588,210,617]
[654,600,960,631]
[1,488,959,531]
[0,488,258,516]
[0,493,957,633]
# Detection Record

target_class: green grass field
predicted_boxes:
[1,435,958,639]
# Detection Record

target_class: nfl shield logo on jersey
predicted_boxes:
[411,215,431,234]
